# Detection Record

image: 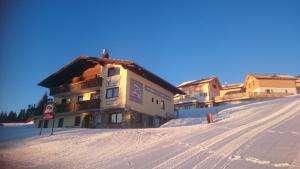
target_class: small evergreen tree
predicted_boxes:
[17,109,26,122]
[7,111,17,122]
[35,92,48,116]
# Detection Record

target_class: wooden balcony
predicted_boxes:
[55,103,75,114]
[77,99,101,111]
[215,92,293,102]
[55,99,101,114]
[50,77,102,95]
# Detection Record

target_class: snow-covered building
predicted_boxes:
[174,76,222,110]
[219,83,244,97]
[216,74,298,104]
[244,74,298,94]
[214,83,245,104]
[36,50,183,128]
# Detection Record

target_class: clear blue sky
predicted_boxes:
[1,0,299,112]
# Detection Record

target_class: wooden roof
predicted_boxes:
[38,56,184,95]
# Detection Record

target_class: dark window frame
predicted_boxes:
[61,98,67,104]
[110,113,122,124]
[77,95,83,102]
[107,67,120,77]
[161,100,165,110]
[91,90,100,100]
[106,87,119,99]
[58,118,64,128]
[74,116,81,126]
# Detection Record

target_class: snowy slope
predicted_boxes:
[1,95,300,169]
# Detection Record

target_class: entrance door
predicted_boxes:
[83,115,91,128]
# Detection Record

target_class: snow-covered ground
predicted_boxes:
[1,95,300,169]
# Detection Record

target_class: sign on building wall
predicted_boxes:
[106,75,120,87]
[129,78,143,104]
[145,85,172,101]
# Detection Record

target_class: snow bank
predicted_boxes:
[0,121,34,127]
[170,100,260,119]
[160,118,206,128]
[0,95,299,169]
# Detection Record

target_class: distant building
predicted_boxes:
[244,74,297,94]
[219,83,244,97]
[35,51,183,128]
[215,83,245,104]
[174,77,222,110]
[296,76,300,94]
[216,74,297,104]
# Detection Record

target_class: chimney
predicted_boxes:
[101,48,109,58]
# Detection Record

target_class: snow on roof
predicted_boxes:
[177,76,218,87]
[222,83,243,89]
[249,74,297,80]
[177,80,197,87]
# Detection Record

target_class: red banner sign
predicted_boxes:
[43,104,55,120]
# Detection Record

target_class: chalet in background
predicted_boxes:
[174,77,222,110]
[176,74,299,110]
[35,50,183,128]
[244,74,298,94]
[296,76,300,94]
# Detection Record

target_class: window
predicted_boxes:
[148,116,153,127]
[91,90,100,100]
[110,113,122,123]
[61,98,71,104]
[161,100,165,110]
[38,120,42,128]
[106,87,119,99]
[78,95,83,102]
[58,118,64,128]
[265,89,271,93]
[213,84,217,89]
[43,120,49,128]
[96,116,101,124]
[156,99,159,104]
[74,116,81,126]
[152,98,154,102]
[107,67,120,77]
[135,113,142,123]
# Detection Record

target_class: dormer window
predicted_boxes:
[107,67,120,77]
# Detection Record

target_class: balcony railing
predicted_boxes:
[215,92,293,102]
[55,99,101,114]
[77,99,101,111]
[55,103,75,114]
[50,77,102,95]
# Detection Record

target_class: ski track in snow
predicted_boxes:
[152,99,300,169]
[1,95,300,169]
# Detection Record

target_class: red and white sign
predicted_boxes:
[43,104,55,120]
